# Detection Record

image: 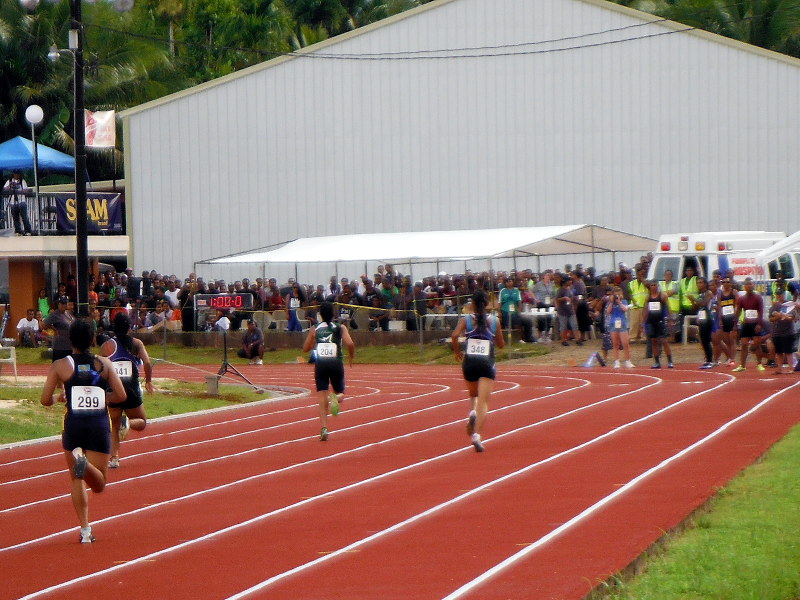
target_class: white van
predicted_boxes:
[647,231,786,289]
[756,230,800,283]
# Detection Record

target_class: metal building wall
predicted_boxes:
[123,0,800,284]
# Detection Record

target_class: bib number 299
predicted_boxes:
[70,386,106,412]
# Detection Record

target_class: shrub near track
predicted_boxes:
[603,424,800,600]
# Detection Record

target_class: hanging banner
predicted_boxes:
[85,110,116,148]
[55,192,124,233]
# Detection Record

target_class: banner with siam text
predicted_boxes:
[55,192,124,233]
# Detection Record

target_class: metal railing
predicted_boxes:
[0,190,125,236]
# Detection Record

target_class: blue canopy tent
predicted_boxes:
[0,136,75,173]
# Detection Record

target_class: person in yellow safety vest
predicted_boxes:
[627,268,649,342]
[679,266,699,316]
[660,269,680,339]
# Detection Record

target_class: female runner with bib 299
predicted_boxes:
[40,319,126,543]
[303,301,355,441]
[451,290,505,452]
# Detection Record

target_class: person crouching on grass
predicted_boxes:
[40,319,126,543]
[303,301,355,441]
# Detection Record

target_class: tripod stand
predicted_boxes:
[217,328,256,387]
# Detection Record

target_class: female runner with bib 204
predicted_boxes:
[303,301,355,441]
[451,290,505,452]
[40,319,126,543]
[100,312,155,468]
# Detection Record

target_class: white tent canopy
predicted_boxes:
[200,225,656,267]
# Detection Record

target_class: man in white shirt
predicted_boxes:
[3,169,33,235]
[17,308,39,347]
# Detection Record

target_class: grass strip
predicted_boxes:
[601,424,800,600]
[0,381,265,445]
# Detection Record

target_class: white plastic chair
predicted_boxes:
[0,344,17,383]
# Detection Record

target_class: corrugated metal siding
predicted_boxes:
[125,0,800,282]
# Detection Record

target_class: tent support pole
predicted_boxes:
[591,226,596,271]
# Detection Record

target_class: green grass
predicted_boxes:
[10,340,548,367]
[602,424,800,600]
[0,381,267,445]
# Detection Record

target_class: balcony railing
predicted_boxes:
[1,190,125,236]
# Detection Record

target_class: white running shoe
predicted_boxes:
[471,433,485,452]
[624,360,635,368]
[109,457,120,469]
[255,358,263,365]
[613,360,620,369]
[80,528,95,544]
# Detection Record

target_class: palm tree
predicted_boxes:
[622,0,800,58]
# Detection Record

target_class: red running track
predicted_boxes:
[1,363,799,600]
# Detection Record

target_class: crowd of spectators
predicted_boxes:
[15,259,649,341]
[15,254,799,372]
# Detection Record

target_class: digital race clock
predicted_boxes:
[194,293,254,311]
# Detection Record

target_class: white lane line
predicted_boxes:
[4,376,588,560]
[0,382,458,514]
[12,374,679,598]
[224,374,736,600]
[441,377,800,599]
[0,383,441,486]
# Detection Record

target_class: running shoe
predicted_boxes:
[727,360,737,367]
[595,352,606,367]
[108,457,120,469]
[466,412,477,436]
[329,393,341,416]
[668,361,674,369]
[651,362,661,369]
[320,427,328,441]
[255,358,263,365]
[119,414,130,441]
[80,529,95,544]
[72,448,88,479]
[699,362,713,369]
[624,360,635,368]
[733,366,746,372]
[613,360,620,369]
[756,364,766,372]
[471,433,485,453]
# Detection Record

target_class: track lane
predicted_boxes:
[1,365,797,600]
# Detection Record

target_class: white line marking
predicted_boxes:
[0,376,570,548]
[441,378,800,599]
[222,374,733,599]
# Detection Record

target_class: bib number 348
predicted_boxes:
[466,339,490,357]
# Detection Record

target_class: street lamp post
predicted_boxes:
[70,0,90,318]
[24,104,44,209]
[23,0,133,316]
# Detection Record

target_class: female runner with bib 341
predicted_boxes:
[40,319,126,543]
[451,290,505,452]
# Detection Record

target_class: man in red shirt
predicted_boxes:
[733,277,765,372]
